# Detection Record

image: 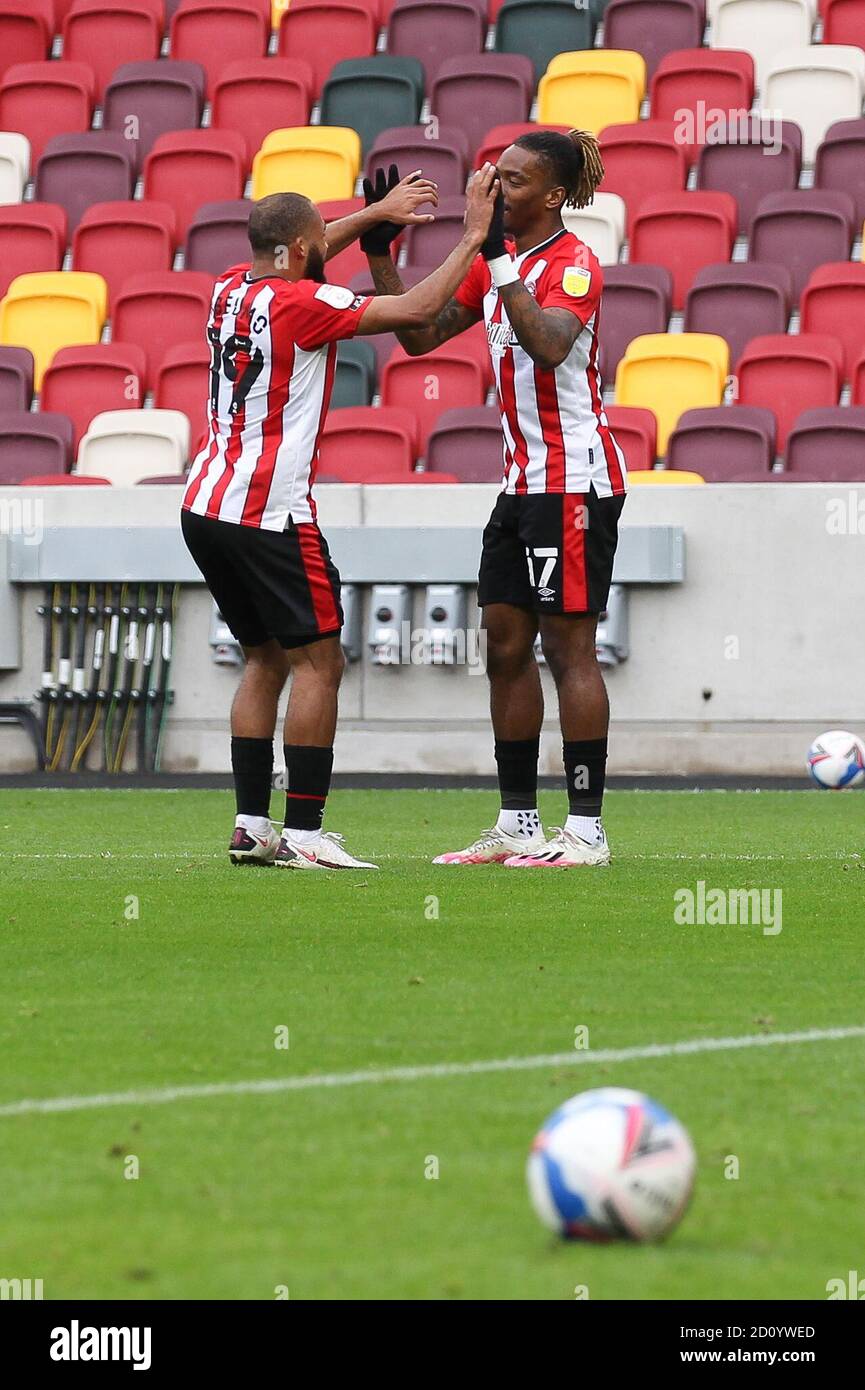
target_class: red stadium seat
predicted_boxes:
[475,122,569,169]
[40,343,148,454]
[382,347,487,453]
[749,191,856,302]
[72,201,176,307]
[800,263,865,383]
[318,406,418,477]
[734,334,844,452]
[666,406,777,478]
[155,341,211,449]
[785,407,865,480]
[61,0,162,99]
[0,1,53,82]
[212,59,314,166]
[603,405,658,471]
[0,62,96,166]
[170,0,270,100]
[112,271,214,389]
[431,55,535,166]
[425,406,503,481]
[824,0,865,46]
[0,203,66,299]
[19,473,111,485]
[599,122,690,236]
[277,1,377,99]
[603,0,705,80]
[630,191,738,311]
[650,47,754,124]
[599,265,673,383]
[143,130,247,244]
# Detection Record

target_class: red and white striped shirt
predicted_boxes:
[455,230,627,496]
[183,265,371,531]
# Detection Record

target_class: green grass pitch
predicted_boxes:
[1,787,863,1301]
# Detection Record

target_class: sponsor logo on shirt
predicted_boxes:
[487,321,517,355]
[314,284,357,310]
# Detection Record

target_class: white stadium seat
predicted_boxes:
[562,192,626,266]
[711,0,814,88]
[763,46,865,163]
[0,132,31,204]
[707,0,816,20]
[76,409,190,485]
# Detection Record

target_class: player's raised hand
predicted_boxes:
[463,163,501,247]
[376,168,439,225]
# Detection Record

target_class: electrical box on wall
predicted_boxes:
[340,583,363,663]
[421,584,467,666]
[596,585,629,669]
[368,584,411,666]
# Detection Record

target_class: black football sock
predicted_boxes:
[231,736,273,818]
[563,737,608,817]
[495,736,540,809]
[284,744,334,832]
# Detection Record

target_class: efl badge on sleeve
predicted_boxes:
[562,265,592,298]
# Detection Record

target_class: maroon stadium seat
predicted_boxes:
[35,133,136,234]
[475,122,570,168]
[599,265,673,382]
[403,193,466,267]
[603,0,705,79]
[320,198,371,284]
[684,263,793,371]
[185,201,253,276]
[382,347,487,453]
[318,406,418,476]
[72,201,176,307]
[0,204,67,299]
[603,406,658,471]
[0,62,96,166]
[19,473,111,485]
[103,61,206,172]
[368,126,469,199]
[387,0,486,86]
[170,0,270,100]
[0,1,53,82]
[785,407,865,480]
[61,0,162,99]
[277,1,377,99]
[155,341,211,448]
[630,191,737,310]
[425,406,503,481]
[697,121,802,236]
[136,473,190,485]
[824,0,865,46]
[650,47,754,123]
[212,59,314,166]
[112,271,214,389]
[40,343,148,454]
[815,119,865,227]
[749,191,856,303]
[666,406,777,478]
[599,122,690,236]
[735,334,844,451]
[431,55,535,164]
[800,263,865,385]
[0,411,74,483]
[143,130,247,244]
[0,347,34,413]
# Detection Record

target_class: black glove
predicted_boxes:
[360,163,402,256]
[480,183,506,261]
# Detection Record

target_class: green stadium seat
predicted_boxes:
[495,0,597,84]
[332,339,377,410]
[321,56,425,155]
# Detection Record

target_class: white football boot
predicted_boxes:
[433,825,549,865]
[275,830,379,870]
[504,826,611,868]
[229,822,281,866]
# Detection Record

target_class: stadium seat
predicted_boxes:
[475,123,570,168]
[561,193,626,266]
[144,130,247,245]
[599,123,690,237]
[538,50,646,135]
[667,405,777,477]
[154,341,211,447]
[494,0,597,84]
[763,45,865,163]
[649,47,754,123]
[212,60,314,167]
[382,346,487,454]
[318,406,418,477]
[277,1,377,99]
[316,198,369,284]
[368,126,468,200]
[0,345,34,412]
[403,194,466,267]
[251,127,361,203]
[136,473,189,485]
[615,333,729,453]
[602,405,658,471]
[35,134,136,235]
[627,469,706,483]
[61,0,162,100]
[425,406,503,481]
[696,121,802,236]
[41,343,147,455]
[815,118,865,228]
[0,271,108,390]
[0,2,53,83]
[598,264,673,382]
[332,339,378,410]
[824,0,865,46]
[734,333,844,450]
[388,0,485,87]
[112,272,213,389]
[432,55,535,163]
[170,0,270,100]
[710,0,813,87]
[185,201,253,277]
[0,62,95,167]
[685,263,793,369]
[0,130,30,203]
[603,0,705,80]
[800,263,865,383]
[630,192,738,311]
[77,409,191,484]
[749,190,856,301]
[0,411,74,484]
[852,349,865,404]
[18,472,111,486]
[321,56,425,156]
[103,61,207,172]
[72,201,176,307]
[0,204,67,300]
[785,406,865,479]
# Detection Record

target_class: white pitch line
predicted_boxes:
[1,1026,863,1119]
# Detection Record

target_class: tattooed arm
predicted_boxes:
[365,254,480,355]
[497,282,580,371]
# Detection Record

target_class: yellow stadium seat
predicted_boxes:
[538,50,646,132]
[627,470,706,485]
[615,333,729,454]
[252,127,361,203]
[0,272,108,390]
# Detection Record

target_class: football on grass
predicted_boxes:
[807,730,865,790]
[527,1087,696,1242]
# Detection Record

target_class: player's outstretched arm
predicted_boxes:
[323,168,438,262]
[365,254,480,356]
